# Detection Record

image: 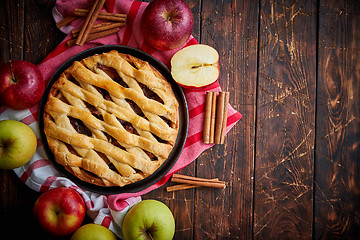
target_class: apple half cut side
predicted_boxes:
[171,44,220,88]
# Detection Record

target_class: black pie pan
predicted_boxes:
[38,45,188,195]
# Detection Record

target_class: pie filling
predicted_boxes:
[44,50,179,187]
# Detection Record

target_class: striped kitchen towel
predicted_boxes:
[0,0,241,237]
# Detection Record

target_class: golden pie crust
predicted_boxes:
[44,50,179,187]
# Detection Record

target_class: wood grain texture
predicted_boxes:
[23,0,64,64]
[254,0,317,238]
[315,0,360,238]
[0,0,28,212]
[0,0,24,63]
[2,0,360,239]
[0,1,72,239]
[193,0,258,239]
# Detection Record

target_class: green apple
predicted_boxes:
[71,223,117,240]
[0,120,37,169]
[122,200,175,240]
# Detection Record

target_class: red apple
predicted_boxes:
[141,0,194,51]
[171,44,220,88]
[0,60,45,110]
[33,187,86,236]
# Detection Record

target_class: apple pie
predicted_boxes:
[43,50,179,187]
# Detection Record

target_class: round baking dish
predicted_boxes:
[38,45,188,195]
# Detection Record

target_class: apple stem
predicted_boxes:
[9,60,16,83]
[148,232,154,240]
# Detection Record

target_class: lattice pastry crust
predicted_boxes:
[44,50,179,187]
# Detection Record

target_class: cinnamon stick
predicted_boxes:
[56,5,93,29]
[166,184,200,192]
[214,91,229,144]
[75,0,99,46]
[167,178,219,192]
[170,174,226,189]
[67,27,120,47]
[203,91,213,144]
[203,91,230,144]
[214,92,225,144]
[209,92,217,143]
[56,16,78,29]
[75,8,127,22]
[75,0,106,46]
[220,92,229,144]
[72,22,125,38]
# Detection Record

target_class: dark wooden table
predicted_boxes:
[1,0,359,239]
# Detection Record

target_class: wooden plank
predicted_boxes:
[142,1,201,239]
[0,0,24,63]
[193,0,259,239]
[253,0,317,238]
[0,0,27,212]
[314,0,360,238]
[0,0,54,237]
[23,0,64,64]
[0,1,71,239]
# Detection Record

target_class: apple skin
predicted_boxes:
[141,0,194,51]
[0,60,45,110]
[33,187,86,236]
[122,199,175,240]
[176,67,220,90]
[0,120,37,169]
[71,223,117,240]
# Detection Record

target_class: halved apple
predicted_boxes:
[171,44,220,88]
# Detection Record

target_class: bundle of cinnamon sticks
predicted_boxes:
[203,91,230,144]
[56,0,127,47]
[166,174,226,192]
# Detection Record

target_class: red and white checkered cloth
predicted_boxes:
[0,0,241,237]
